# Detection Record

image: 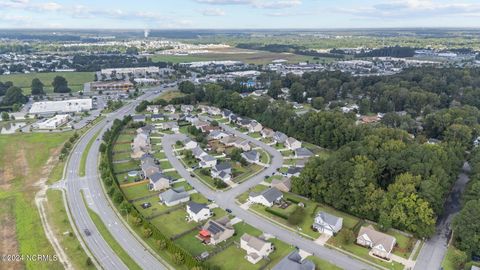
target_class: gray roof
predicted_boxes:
[151,113,164,119]
[274,131,288,142]
[149,172,172,183]
[251,187,283,203]
[192,146,206,157]
[132,115,146,120]
[242,150,259,162]
[316,211,342,227]
[187,201,208,214]
[295,148,313,157]
[287,166,302,175]
[272,251,315,270]
[159,187,189,203]
[215,162,231,172]
[201,155,216,162]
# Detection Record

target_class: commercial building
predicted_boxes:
[89,81,134,92]
[29,99,93,115]
[37,114,70,129]
[100,66,160,76]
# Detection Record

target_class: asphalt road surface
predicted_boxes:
[162,128,375,270]
[64,89,170,270]
[414,162,471,270]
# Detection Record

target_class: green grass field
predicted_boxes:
[46,190,95,270]
[150,49,318,65]
[0,72,94,94]
[0,132,73,270]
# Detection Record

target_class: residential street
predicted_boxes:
[414,162,471,270]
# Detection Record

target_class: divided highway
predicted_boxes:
[63,90,170,270]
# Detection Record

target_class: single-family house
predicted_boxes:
[150,114,165,121]
[193,119,210,130]
[183,138,198,150]
[198,217,235,245]
[164,104,176,113]
[185,114,198,123]
[271,177,291,192]
[285,137,302,150]
[148,172,171,191]
[211,162,232,182]
[192,146,208,159]
[248,121,263,133]
[132,114,146,122]
[294,148,314,159]
[273,131,288,144]
[240,234,274,264]
[312,212,343,235]
[159,187,190,207]
[208,107,222,116]
[356,225,396,259]
[140,154,160,178]
[272,251,315,270]
[222,109,232,118]
[181,104,194,113]
[146,105,162,114]
[186,202,212,222]
[261,128,275,138]
[229,114,238,123]
[241,150,260,164]
[132,132,151,159]
[208,130,230,140]
[238,118,252,128]
[199,155,217,168]
[159,121,179,132]
[167,113,180,121]
[286,166,302,177]
[248,187,283,207]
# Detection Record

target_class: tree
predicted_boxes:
[179,81,195,94]
[52,76,71,93]
[337,229,355,245]
[1,111,9,121]
[156,239,167,250]
[453,199,480,256]
[450,249,468,269]
[31,78,45,95]
[173,253,185,265]
[86,257,93,266]
[143,227,153,238]
[312,97,324,110]
[2,86,27,106]
[288,207,305,225]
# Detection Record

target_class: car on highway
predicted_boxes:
[84,229,91,236]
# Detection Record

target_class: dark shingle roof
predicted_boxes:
[187,201,208,214]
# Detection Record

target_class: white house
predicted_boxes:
[37,114,70,129]
[183,138,198,150]
[211,162,232,182]
[248,121,263,133]
[159,187,190,207]
[248,187,283,207]
[240,234,273,264]
[312,212,343,235]
[356,225,396,259]
[285,137,302,150]
[186,202,212,222]
[199,155,217,168]
[148,172,171,191]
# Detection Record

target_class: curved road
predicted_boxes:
[63,89,170,270]
[62,90,375,270]
[162,122,375,270]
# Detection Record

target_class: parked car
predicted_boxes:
[141,202,151,209]
[226,208,232,213]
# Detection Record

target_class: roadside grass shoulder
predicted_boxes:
[45,190,95,270]
[306,255,343,270]
[84,201,142,270]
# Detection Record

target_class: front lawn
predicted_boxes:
[150,208,199,237]
[121,183,154,200]
[159,160,173,170]
[237,185,268,204]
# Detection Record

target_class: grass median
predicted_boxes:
[81,192,142,270]
[79,129,102,177]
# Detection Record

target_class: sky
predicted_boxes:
[0,0,480,29]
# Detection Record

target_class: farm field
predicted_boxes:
[0,132,73,270]
[150,48,319,65]
[0,71,94,94]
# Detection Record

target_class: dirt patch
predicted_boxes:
[0,197,24,270]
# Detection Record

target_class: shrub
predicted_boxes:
[265,208,288,219]
[288,207,305,225]
[173,252,185,265]
[143,227,153,238]
[156,239,167,250]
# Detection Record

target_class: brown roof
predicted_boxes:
[358,225,396,252]
[241,233,268,252]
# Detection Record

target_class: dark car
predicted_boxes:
[141,202,152,209]
[84,229,91,236]
[226,208,232,213]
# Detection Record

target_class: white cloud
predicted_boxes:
[194,0,301,9]
[201,7,226,16]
